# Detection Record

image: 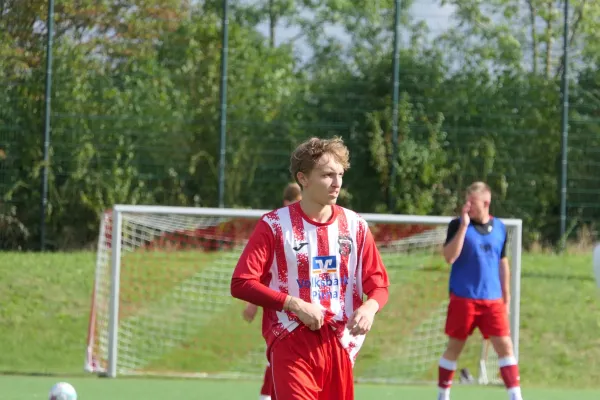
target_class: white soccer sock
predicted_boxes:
[498,356,517,367]
[259,396,271,400]
[438,387,450,400]
[507,386,522,400]
[439,357,457,371]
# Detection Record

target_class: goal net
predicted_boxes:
[85,205,522,385]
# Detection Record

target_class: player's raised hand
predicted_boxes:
[287,297,324,331]
[346,300,379,336]
[461,201,471,227]
[242,303,259,322]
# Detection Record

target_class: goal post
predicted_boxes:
[85,205,522,384]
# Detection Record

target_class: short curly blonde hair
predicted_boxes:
[289,137,350,187]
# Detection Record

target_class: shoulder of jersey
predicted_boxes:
[260,206,282,221]
[336,205,366,224]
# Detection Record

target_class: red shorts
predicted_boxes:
[260,364,273,396]
[445,294,510,340]
[269,325,353,400]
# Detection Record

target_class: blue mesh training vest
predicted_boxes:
[449,217,506,300]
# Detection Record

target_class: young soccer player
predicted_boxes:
[231,136,390,400]
[438,182,524,400]
[242,182,302,400]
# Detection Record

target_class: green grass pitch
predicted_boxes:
[1,375,599,399]
[0,250,598,398]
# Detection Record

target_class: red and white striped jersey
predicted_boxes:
[231,202,389,365]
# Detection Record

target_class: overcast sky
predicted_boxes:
[253,0,457,58]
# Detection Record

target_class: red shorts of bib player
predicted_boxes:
[437,182,523,400]
[445,294,510,341]
[231,137,390,400]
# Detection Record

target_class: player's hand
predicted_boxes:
[460,201,471,227]
[242,303,258,322]
[346,299,379,336]
[288,297,324,331]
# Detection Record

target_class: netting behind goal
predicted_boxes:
[85,206,522,385]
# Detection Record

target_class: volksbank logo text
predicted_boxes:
[296,276,349,289]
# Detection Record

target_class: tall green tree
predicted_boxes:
[439,0,600,77]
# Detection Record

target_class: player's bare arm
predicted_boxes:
[283,295,325,331]
[443,202,470,264]
[242,302,259,322]
[499,257,510,313]
[347,298,379,336]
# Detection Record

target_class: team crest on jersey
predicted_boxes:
[338,235,353,256]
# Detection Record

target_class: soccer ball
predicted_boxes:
[48,382,77,400]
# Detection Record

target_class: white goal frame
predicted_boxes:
[99,204,522,380]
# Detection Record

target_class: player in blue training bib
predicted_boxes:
[448,214,506,300]
[435,182,524,400]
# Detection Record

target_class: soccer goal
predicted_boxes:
[85,205,522,385]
